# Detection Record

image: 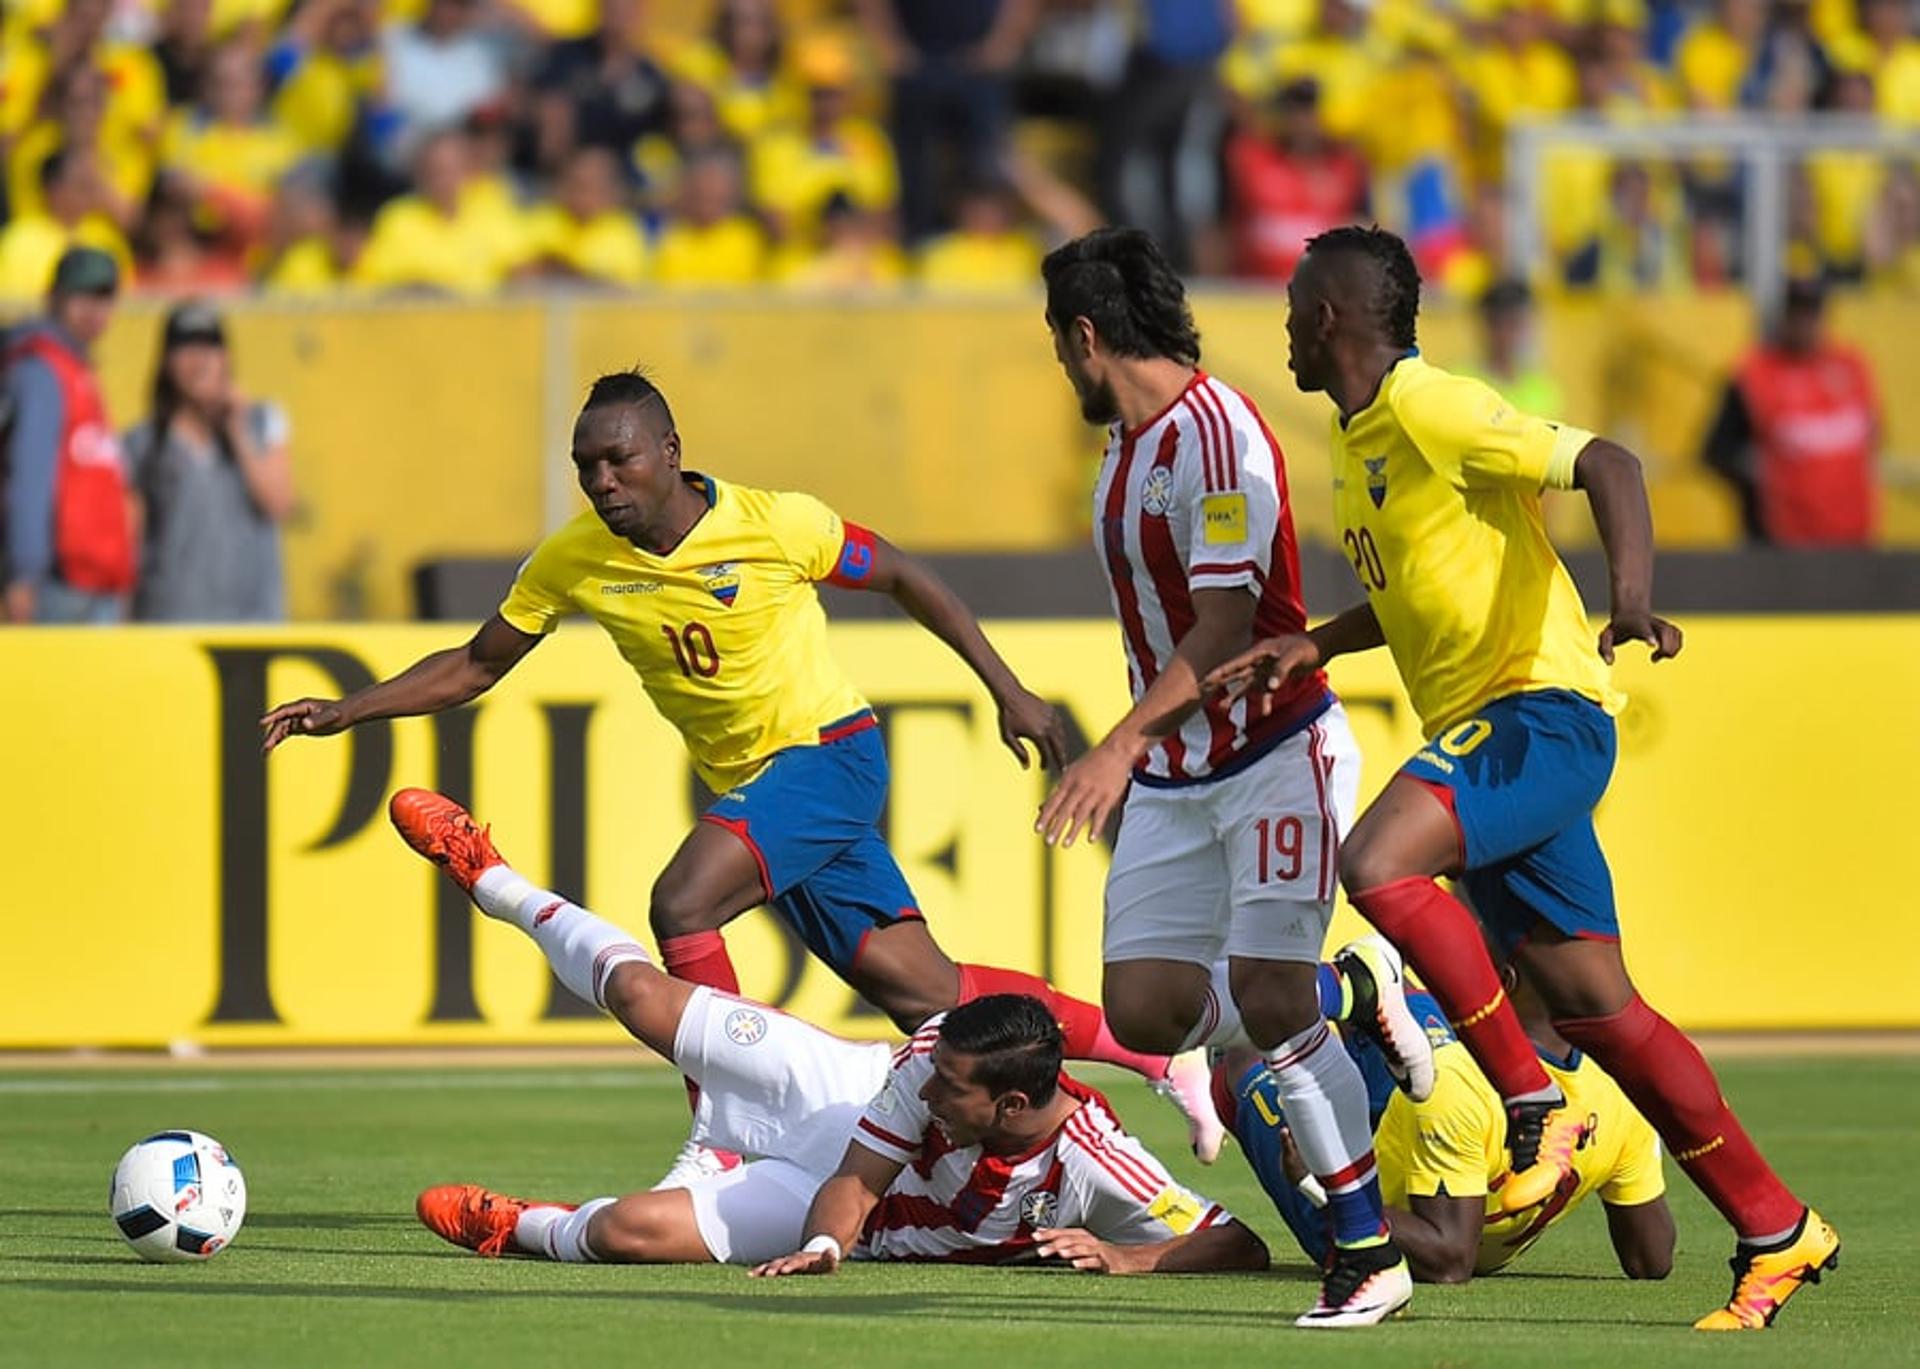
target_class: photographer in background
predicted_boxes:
[123,301,296,621]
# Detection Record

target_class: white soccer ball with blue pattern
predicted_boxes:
[109,1130,247,1262]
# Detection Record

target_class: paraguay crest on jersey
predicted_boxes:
[699,562,741,607]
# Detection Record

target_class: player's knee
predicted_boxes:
[589,1201,666,1263]
[648,877,723,939]
[599,961,653,1024]
[1101,998,1189,1055]
[1337,835,1401,897]
[1229,970,1320,1043]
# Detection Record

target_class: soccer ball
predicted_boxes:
[109,1130,247,1262]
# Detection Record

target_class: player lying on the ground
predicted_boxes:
[393,790,1266,1275]
[1217,937,1675,1285]
[1206,225,1836,1329]
[260,369,1220,1183]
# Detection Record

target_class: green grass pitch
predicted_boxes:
[1,1053,1913,1368]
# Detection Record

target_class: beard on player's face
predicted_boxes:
[1077,373,1120,425]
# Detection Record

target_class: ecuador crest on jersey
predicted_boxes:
[699,562,741,607]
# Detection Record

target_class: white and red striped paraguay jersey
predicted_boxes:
[1092,370,1331,786]
[848,1018,1233,1264]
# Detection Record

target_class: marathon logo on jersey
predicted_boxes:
[1140,466,1175,516]
[1201,492,1247,544]
[1020,1190,1059,1229]
[698,562,741,608]
[1364,457,1389,509]
[724,1007,768,1046]
[601,579,662,595]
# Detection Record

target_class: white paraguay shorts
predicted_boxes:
[667,985,894,1264]
[1103,702,1361,967]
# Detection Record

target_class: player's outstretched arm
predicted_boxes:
[1202,601,1386,714]
[1383,1194,1482,1284]
[1604,1196,1676,1281]
[748,1142,902,1278]
[1572,439,1683,664]
[857,534,1068,772]
[260,614,541,753]
[1037,587,1257,847]
[1033,1221,1269,1275]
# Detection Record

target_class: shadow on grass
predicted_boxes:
[0,1276,1329,1329]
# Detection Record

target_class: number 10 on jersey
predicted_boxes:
[662,622,721,678]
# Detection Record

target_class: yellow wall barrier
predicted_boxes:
[84,292,1920,622]
[2,616,1915,1047]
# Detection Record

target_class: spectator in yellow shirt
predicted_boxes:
[0,152,136,304]
[8,63,155,233]
[1458,0,1579,183]
[525,146,651,287]
[632,80,739,217]
[260,169,367,294]
[1675,0,1767,108]
[1860,0,1920,121]
[772,191,908,289]
[669,0,804,144]
[3,0,168,147]
[1223,0,1385,148]
[161,40,304,256]
[652,147,768,288]
[914,180,1042,293]
[354,130,520,295]
[750,35,898,245]
[1803,67,1884,279]
[269,0,387,156]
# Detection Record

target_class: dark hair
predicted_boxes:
[1479,277,1532,316]
[938,995,1063,1107]
[1042,227,1201,366]
[1302,224,1422,349]
[583,368,675,429]
[38,149,72,191]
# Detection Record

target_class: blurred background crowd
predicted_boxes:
[4,0,1920,303]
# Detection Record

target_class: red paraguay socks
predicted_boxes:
[958,963,1171,1082]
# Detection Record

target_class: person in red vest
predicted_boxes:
[2,246,136,623]
[1702,277,1881,546]
[1224,78,1369,283]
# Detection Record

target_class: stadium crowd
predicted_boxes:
[3,0,1920,303]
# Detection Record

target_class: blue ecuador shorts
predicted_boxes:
[1401,689,1619,953]
[702,711,922,974]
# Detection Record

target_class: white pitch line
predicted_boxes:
[0,1070,679,1095]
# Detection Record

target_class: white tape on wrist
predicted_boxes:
[802,1234,843,1261]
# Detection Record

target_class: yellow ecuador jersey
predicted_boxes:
[497,475,870,791]
[1376,1040,1665,1275]
[1329,354,1622,738]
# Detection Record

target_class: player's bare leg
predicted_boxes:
[843,919,964,1029]
[1339,774,1586,1209]
[1516,926,1837,1330]
[859,926,1226,1161]
[649,820,772,999]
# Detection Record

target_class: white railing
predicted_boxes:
[1505,114,1920,304]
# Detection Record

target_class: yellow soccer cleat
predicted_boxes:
[1694,1208,1840,1331]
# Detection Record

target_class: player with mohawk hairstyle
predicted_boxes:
[1209,223,1837,1331]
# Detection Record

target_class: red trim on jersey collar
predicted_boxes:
[1121,369,1207,441]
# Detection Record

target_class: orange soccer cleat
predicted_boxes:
[389,789,505,893]
[1498,1099,1593,1213]
[416,1183,564,1258]
[1695,1208,1840,1331]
